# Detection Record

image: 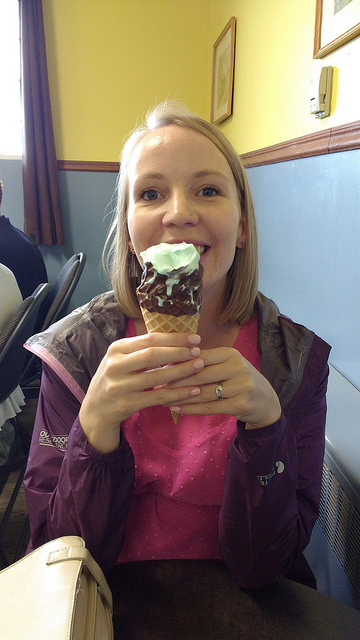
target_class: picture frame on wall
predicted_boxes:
[211,17,236,125]
[314,0,360,58]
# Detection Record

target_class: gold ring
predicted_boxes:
[215,383,224,400]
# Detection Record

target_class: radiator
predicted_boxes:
[318,460,360,601]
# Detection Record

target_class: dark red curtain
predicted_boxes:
[19,0,64,245]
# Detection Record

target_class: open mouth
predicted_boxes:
[194,244,208,256]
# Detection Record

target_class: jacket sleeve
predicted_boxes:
[218,362,329,589]
[23,363,135,574]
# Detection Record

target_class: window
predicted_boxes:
[0,0,22,157]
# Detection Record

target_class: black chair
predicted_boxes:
[0,283,50,567]
[21,252,86,390]
[0,283,50,404]
[36,252,86,334]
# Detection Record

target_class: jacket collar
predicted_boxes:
[256,292,326,408]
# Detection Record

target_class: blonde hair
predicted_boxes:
[103,101,258,324]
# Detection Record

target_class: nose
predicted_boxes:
[162,189,199,227]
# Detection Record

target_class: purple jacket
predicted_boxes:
[23,292,330,588]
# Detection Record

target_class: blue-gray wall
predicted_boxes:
[247,149,360,391]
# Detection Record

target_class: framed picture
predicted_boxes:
[314,0,360,58]
[211,17,236,124]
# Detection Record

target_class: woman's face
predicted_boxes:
[127,125,245,306]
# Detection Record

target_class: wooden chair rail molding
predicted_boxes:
[241,119,360,168]
[57,160,120,172]
[57,120,360,172]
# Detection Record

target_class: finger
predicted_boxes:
[163,362,238,390]
[193,347,236,366]
[126,355,205,393]
[108,334,204,372]
[164,349,250,390]
[168,373,254,415]
[169,373,280,427]
[112,379,202,418]
[116,332,201,355]
[105,342,204,379]
[170,380,233,407]
[168,399,234,417]
[138,384,202,411]
[168,379,250,416]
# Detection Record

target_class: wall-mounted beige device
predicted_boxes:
[310,66,333,119]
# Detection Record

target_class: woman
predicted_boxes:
[0,263,25,465]
[24,102,330,589]
[0,263,23,331]
[0,181,48,299]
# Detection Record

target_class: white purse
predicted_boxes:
[0,536,113,639]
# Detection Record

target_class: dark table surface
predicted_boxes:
[107,559,360,640]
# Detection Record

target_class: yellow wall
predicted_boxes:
[209,0,360,153]
[43,0,360,161]
[42,0,211,161]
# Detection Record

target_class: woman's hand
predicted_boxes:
[79,332,204,452]
[167,347,281,429]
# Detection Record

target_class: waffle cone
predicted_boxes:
[140,308,200,424]
[140,308,199,335]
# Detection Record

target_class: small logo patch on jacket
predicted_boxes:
[257,461,285,486]
[39,430,68,452]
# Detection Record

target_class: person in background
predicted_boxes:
[0,180,48,298]
[23,102,331,590]
[0,263,25,465]
[0,263,23,331]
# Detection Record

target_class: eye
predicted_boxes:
[140,188,162,201]
[198,186,219,197]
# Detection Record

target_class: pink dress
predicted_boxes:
[118,317,261,563]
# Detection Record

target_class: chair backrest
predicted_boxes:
[20,253,86,389]
[0,283,50,403]
[38,252,86,332]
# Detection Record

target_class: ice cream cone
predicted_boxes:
[141,308,199,336]
[170,410,180,424]
[136,242,203,425]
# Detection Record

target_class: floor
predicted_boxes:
[0,469,28,566]
[0,398,37,567]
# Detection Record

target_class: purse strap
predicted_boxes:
[47,543,113,612]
